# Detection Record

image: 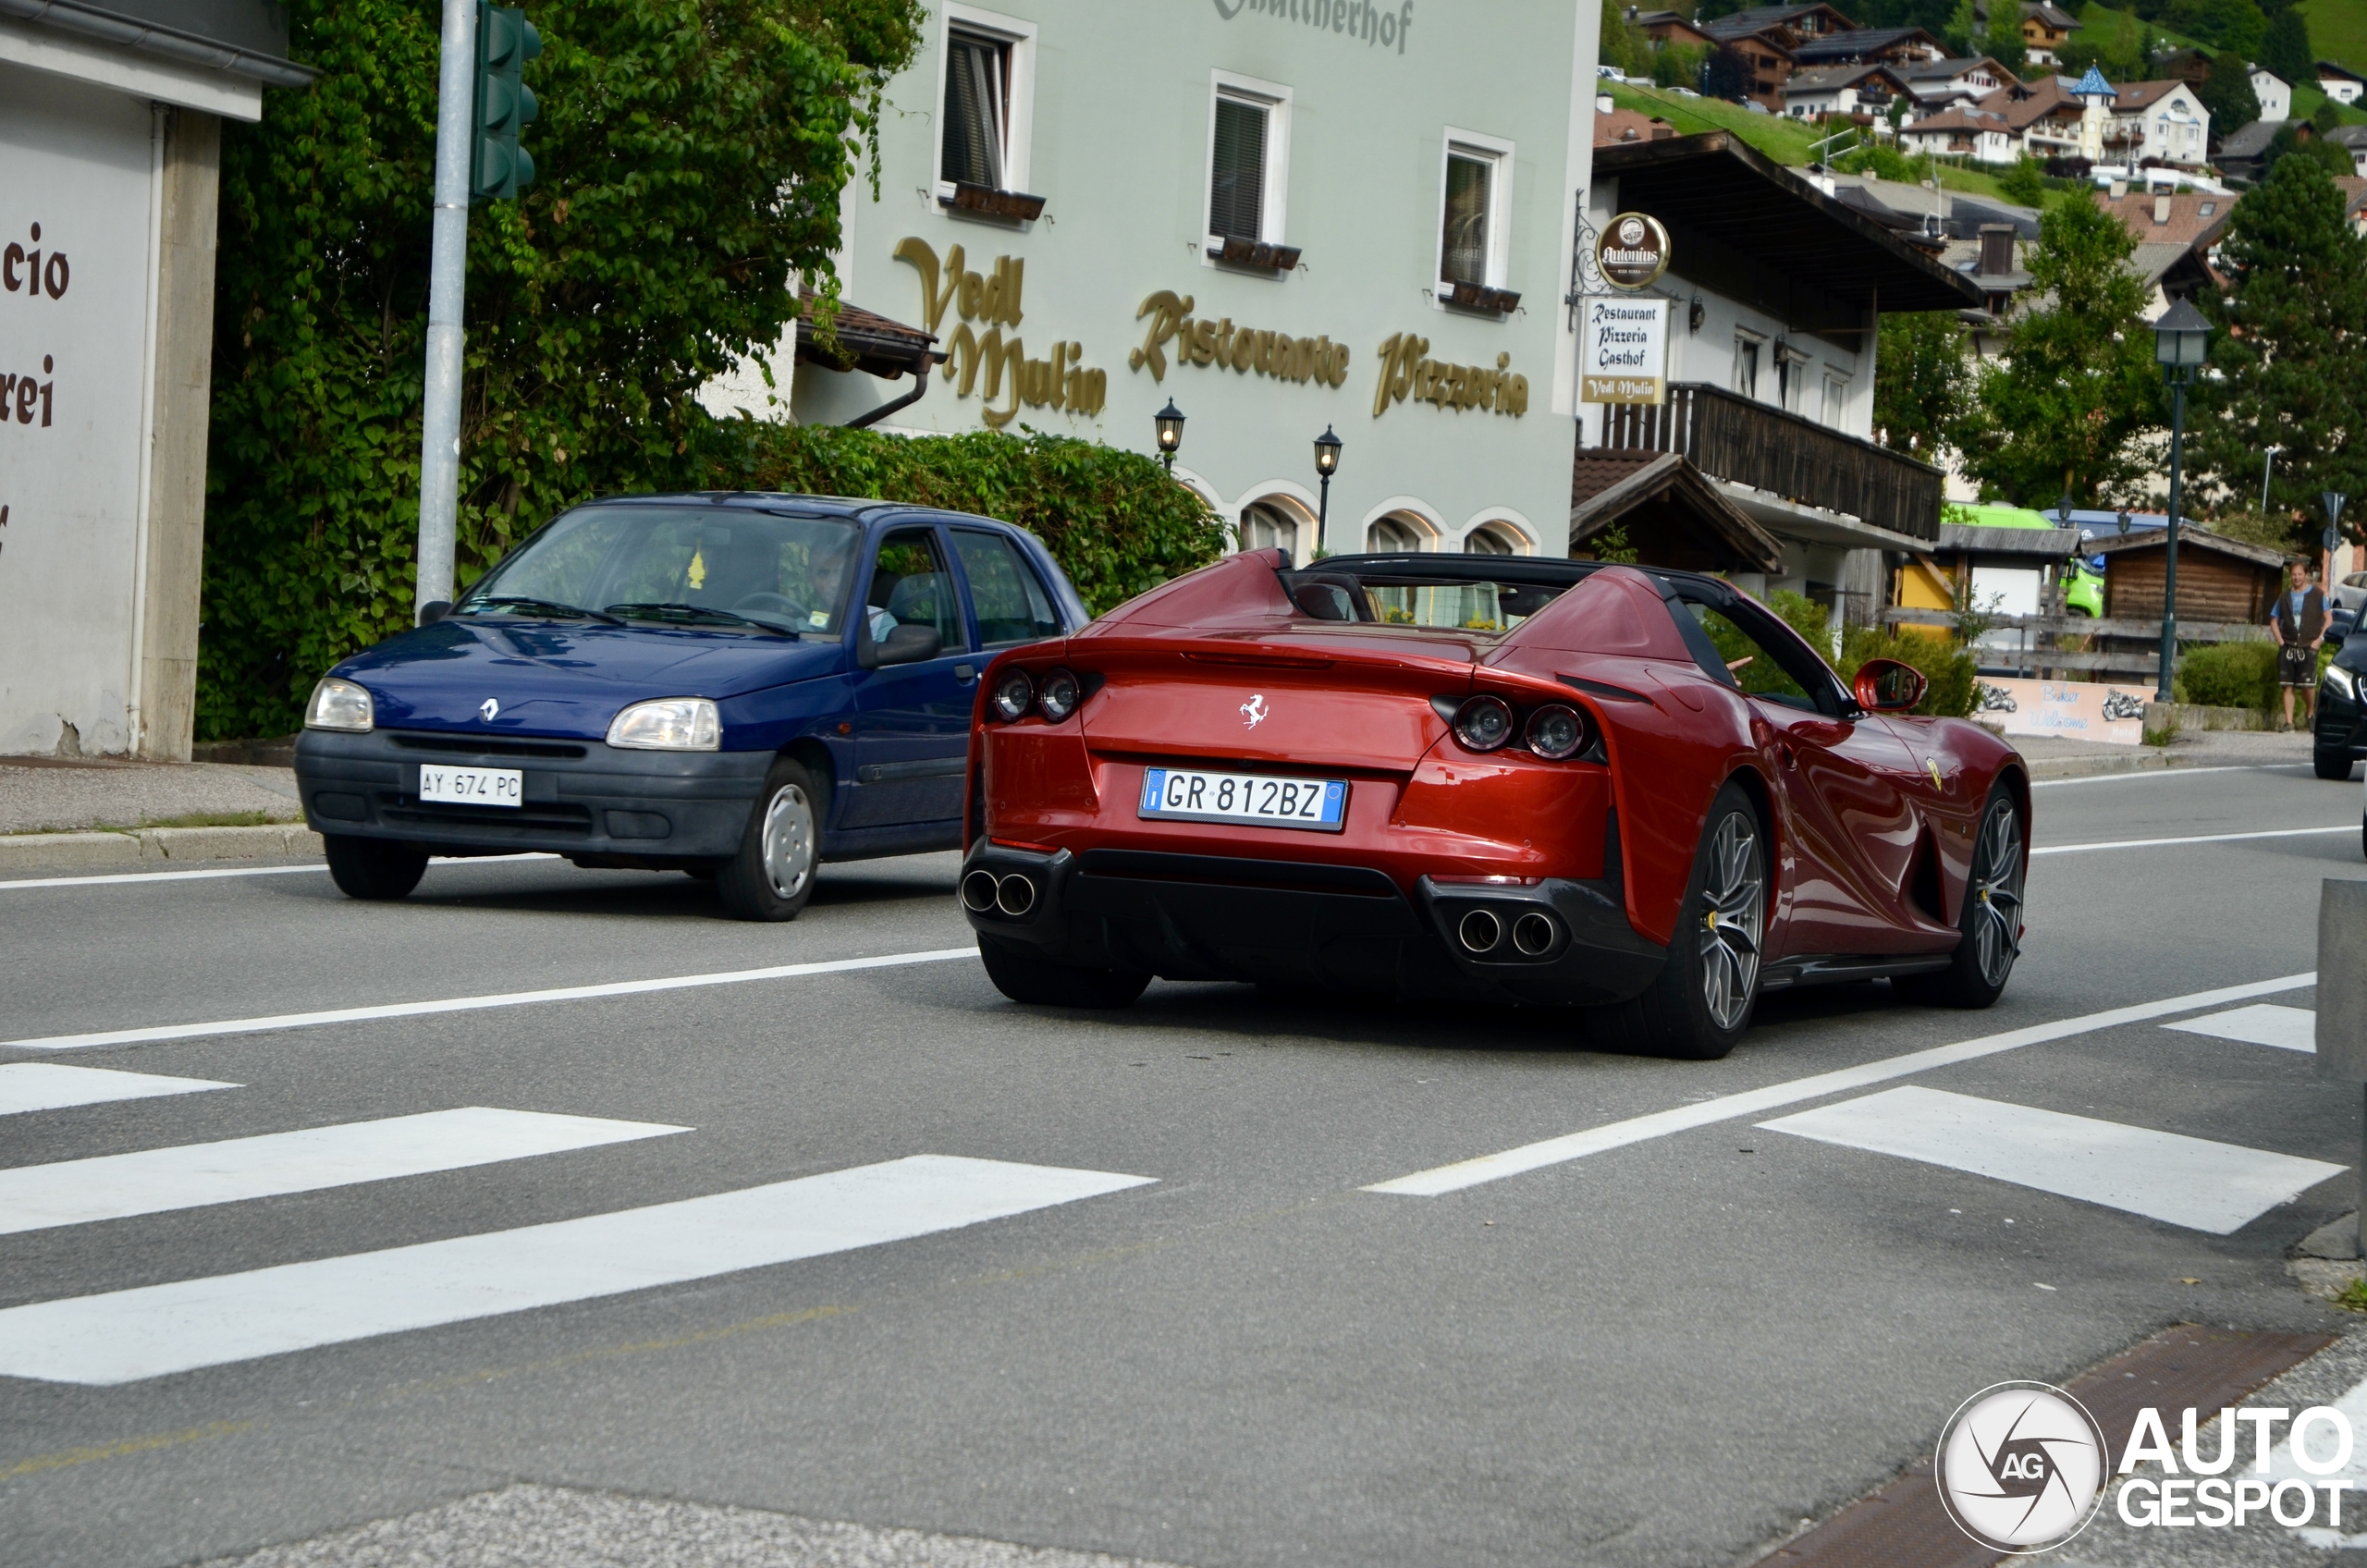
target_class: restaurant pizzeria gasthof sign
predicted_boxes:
[707,0,1607,563]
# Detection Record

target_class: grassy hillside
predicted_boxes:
[1605,81,2010,197]
[2297,0,2367,76]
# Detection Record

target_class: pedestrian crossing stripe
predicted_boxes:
[0,1107,687,1236]
[0,1155,1156,1386]
[0,1063,236,1117]
[2164,1003,2317,1054]
[1759,1086,2346,1235]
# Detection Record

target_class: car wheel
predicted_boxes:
[715,758,820,922]
[976,934,1150,1009]
[1897,782,2026,1010]
[323,834,428,901]
[1591,780,1765,1061]
[2316,748,2356,781]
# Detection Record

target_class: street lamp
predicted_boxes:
[2328,491,2350,582]
[2152,297,2212,704]
[2261,444,2285,516]
[1153,399,1185,473]
[1312,425,1343,546]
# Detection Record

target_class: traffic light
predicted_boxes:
[470,3,540,202]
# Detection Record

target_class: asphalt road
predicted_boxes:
[3,760,2365,1568]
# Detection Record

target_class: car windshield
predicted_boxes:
[454,506,864,635]
[1280,569,1573,633]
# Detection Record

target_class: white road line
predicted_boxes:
[2165,1002,2320,1054]
[0,1108,686,1236]
[2030,766,2291,789]
[0,852,559,893]
[1362,971,2315,1196]
[1758,1086,2346,1234]
[0,1154,1155,1386]
[0,1063,237,1117]
[0,947,981,1054]
[2032,826,2354,856]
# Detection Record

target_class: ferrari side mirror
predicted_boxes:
[1852,657,1928,713]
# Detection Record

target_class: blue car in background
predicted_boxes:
[293,494,1088,919]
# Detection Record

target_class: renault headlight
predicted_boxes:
[606,697,720,751]
[2328,664,2359,704]
[305,677,374,733]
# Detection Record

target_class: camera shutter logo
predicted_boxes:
[1935,1381,2108,1553]
[1595,212,1671,290]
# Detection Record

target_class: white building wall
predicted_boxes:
[717,0,1603,563]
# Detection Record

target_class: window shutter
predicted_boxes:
[1208,97,1268,240]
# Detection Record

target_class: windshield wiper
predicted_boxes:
[602,602,796,636]
[460,595,624,625]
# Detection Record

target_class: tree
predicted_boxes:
[1874,312,1973,466]
[201,0,926,739]
[2195,50,2262,133]
[2262,7,2313,95]
[2187,153,2367,549]
[1960,196,2161,506]
[2000,155,2049,206]
[1704,43,1756,103]
[2265,121,2354,179]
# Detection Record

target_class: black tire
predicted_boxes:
[2316,748,2357,782]
[977,934,1150,1009]
[1588,780,1766,1060]
[323,834,428,901]
[715,757,821,922]
[1896,781,2026,1010]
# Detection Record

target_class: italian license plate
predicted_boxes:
[417,765,523,807]
[1137,767,1347,832]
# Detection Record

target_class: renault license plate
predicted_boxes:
[417,765,523,807]
[1137,767,1346,832]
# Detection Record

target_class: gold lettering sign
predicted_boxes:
[1128,289,1350,389]
[893,237,1106,427]
[1369,333,1527,419]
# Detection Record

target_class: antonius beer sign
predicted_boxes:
[1596,212,1670,290]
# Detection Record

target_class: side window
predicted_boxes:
[1682,598,1835,714]
[951,529,1062,646]
[867,529,965,652]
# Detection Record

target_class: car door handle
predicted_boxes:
[954,665,975,682]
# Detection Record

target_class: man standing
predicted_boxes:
[2270,559,2327,732]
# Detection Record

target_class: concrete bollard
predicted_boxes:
[2319,881,2367,1254]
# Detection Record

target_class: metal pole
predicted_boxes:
[2158,374,2185,704]
[2260,447,2277,516]
[416,0,476,622]
[1318,472,1331,551]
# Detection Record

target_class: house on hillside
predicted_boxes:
[1899,105,2019,164]
[1631,8,1715,52]
[1898,55,2023,110]
[2321,61,2365,106]
[1939,76,2091,163]
[1575,130,1984,627]
[1699,14,1808,110]
[2019,3,2078,68]
[1781,63,1911,120]
[2251,67,2292,124]
[2326,125,2367,177]
[2215,117,2290,183]
[2105,80,2211,169]
[2091,187,2231,309]
[1597,103,1680,147]
[1789,26,1950,72]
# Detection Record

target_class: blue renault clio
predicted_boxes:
[293,494,1087,919]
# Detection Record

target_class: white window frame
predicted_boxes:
[933,4,1036,202]
[1433,127,1515,297]
[1774,341,1811,413]
[1733,329,1765,399]
[1203,69,1293,262]
[1821,367,1852,428]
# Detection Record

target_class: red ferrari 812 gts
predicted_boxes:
[958,550,2028,1060]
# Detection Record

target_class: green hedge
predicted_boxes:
[2175,640,2281,713]
[704,422,1227,618]
[1839,627,1980,718]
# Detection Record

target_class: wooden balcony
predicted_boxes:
[1592,382,1944,544]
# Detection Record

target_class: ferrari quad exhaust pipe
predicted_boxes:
[1513,912,1559,957]
[995,874,1037,917]
[961,869,1000,913]
[1457,909,1502,954]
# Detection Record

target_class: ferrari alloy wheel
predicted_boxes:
[716,757,822,921]
[1698,809,1765,1032]
[1898,781,2027,1009]
[977,934,1151,1009]
[1589,780,1765,1061]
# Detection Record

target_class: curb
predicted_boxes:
[2023,750,2171,780]
[0,823,324,871]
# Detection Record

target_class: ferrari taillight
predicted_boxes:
[1448,694,1592,760]
[989,668,1036,721]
